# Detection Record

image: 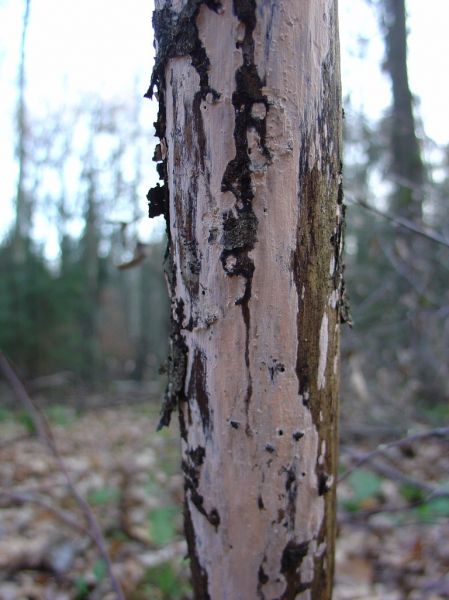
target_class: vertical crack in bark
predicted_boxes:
[220,0,270,425]
[257,555,269,599]
[188,349,211,435]
[184,500,211,600]
[284,465,298,531]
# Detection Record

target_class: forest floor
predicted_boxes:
[0,396,448,599]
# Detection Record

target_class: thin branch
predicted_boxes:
[380,242,431,298]
[339,450,449,523]
[0,433,32,449]
[347,195,449,249]
[0,489,88,536]
[0,352,125,600]
[338,494,440,524]
[339,427,449,483]
[346,451,440,495]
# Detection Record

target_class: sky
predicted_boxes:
[1,0,448,252]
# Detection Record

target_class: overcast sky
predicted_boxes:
[1,0,448,247]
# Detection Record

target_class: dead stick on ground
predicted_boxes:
[0,352,125,600]
[0,489,89,536]
[339,427,449,483]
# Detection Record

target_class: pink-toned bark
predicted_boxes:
[148,1,343,598]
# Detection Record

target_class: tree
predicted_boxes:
[381,0,425,220]
[147,1,344,597]
[380,0,445,403]
[13,0,31,264]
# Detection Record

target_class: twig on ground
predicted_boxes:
[0,489,88,536]
[0,352,125,600]
[0,433,32,449]
[339,427,449,483]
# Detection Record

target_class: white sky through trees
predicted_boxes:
[0,0,448,254]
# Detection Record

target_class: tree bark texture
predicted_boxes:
[146,1,343,598]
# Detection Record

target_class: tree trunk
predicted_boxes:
[147,1,343,598]
[13,0,31,264]
[381,0,445,401]
[382,0,424,220]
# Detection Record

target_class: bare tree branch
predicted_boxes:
[339,427,449,483]
[347,195,449,249]
[0,489,88,536]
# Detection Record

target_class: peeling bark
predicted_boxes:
[147,1,343,598]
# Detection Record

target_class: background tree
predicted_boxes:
[342,0,449,422]
[12,0,31,264]
[147,1,343,597]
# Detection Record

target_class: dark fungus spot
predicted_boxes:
[281,540,310,575]
[318,472,331,496]
[258,565,269,585]
[292,431,304,441]
[268,359,286,382]
[230,420,240,429]
[187,446,206,467]
[208,228,218,244]
[285,469,296,492]
[209,508,221,529]
[265,443,275,453]
[277,429,284,436]
[257,495,265,510]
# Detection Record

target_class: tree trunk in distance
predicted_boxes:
[147,1,343,598]
[382,0,445,401]
[383,0,424,220]
[13,0,31,264]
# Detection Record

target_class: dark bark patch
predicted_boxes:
[230,420,240,429]
[182,458,220,530]
[257,555,269,599]
[258,564,269,584]
[264,443,275,453]
[147,182,167,219]
[257,494,265,510]
[233,0,256,31]
[280,540,311,599]
[188,349,211,435]
[187,445,206,467]
[317,471,332,496]
[281,540,309,573]
[158,298,188,430]
[277,508,285,524]
[222,209,257,251]
[292,431,304,441]
[184,500,211,600]
[146,1,222,101]
[207,227,218,244]
[268,358,285,382]
[284,466,298,531]
[208,508,221,528]
[217,0,269,426]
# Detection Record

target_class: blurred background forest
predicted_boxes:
[1,0,449,598]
